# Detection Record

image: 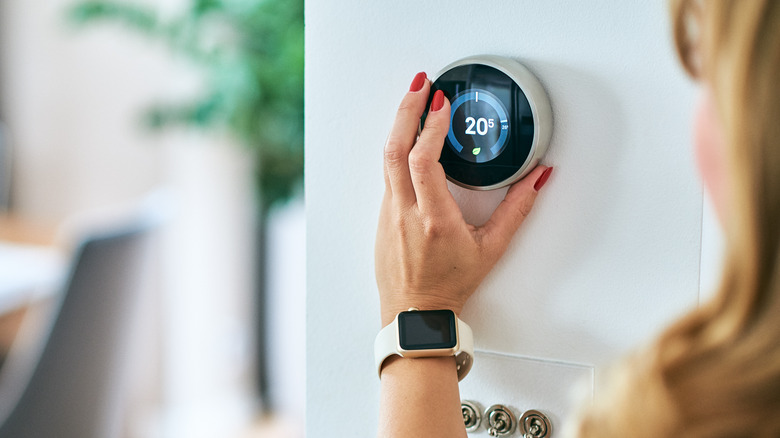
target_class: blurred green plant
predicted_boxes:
[68,0,303,213]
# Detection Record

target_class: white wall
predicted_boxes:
[306,1,701,436]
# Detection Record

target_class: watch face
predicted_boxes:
[398,309,457,351]
[423,62,536,188]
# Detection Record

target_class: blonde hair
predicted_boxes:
[575,1,780,436]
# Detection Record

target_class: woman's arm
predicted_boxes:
[379,356,465,437]
[375,72,553,437]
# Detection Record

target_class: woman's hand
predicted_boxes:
[375,72,553,326]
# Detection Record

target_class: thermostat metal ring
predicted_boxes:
[429,54,553,191]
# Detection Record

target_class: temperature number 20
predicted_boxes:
[464,117,495,136]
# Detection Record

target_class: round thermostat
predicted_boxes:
[423,55,552,190]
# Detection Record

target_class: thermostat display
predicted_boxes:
[423,55,552,190]
[448,88,509,163]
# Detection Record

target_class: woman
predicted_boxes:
[374,0,780,436]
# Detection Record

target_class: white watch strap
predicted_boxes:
[455,319,474,380]
[374,315,474,381]
[374,319,399,376]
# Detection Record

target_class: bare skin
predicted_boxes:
[694,87,728,222]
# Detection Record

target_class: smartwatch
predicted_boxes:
[374,308,474,381]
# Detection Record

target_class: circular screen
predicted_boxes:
[423,62,537,189]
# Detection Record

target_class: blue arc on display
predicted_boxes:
[447,88,510,163]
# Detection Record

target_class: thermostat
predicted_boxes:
[423,55,552,190]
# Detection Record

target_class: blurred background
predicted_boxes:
[0,0,304,436]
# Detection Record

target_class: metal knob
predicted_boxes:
[520,410,551,438]
[484,404,516,436]
[461,400,482,432]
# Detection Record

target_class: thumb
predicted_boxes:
[479,166,553,253]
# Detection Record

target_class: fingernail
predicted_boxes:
[431,90,445,112]
[533,167,554,191]
[409,72,427,92]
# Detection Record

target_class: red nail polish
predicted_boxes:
[409,72,427,92]
[533,167,554,191]
[431,90,445,111]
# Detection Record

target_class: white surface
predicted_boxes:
[699,194,725,302]
[157,140,257,438]
[266,198,306,422]
[459,350,593,437]
[0,242,65,312]
[306,1,702,436]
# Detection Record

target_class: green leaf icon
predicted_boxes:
[472,147,481,155]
